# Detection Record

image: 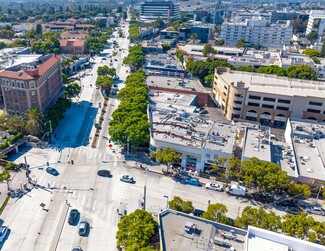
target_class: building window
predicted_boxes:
[262,104,274,109]
[30,82,35,88]
[309,101,323,106]
[248,102,259,107]
[248,95,261,100]
[234,100,242,105]
[31,91,35,96]
[263,97,276,102]
[276,106,289,111]
[307,109,321,114]
[235,94,243,98]
[234,107,241,111]
[278,99,290,104]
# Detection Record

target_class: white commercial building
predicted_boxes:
[221,17,293,49]
[148,91,236,172]
[306,10,325,40]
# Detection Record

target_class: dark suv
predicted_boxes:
[68,209,79,225]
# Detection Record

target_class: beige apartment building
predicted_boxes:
[213,67,325,128]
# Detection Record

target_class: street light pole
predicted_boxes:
[49,120,53,142]
[164,195,169,209]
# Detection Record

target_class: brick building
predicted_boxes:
[0,55,63,115]
[59,40,87,55]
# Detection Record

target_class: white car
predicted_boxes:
[205,183,223,191]
[0,226,8,242]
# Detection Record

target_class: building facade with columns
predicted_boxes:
[0,54,63,115]
[213,67,325,128]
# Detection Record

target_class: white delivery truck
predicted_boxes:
[226,184,246,197]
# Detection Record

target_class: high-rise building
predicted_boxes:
[0,54,63,115]
[140,0,180,21]
[306,10,325,40]
[221,17,293,48]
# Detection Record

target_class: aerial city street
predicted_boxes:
[0,0,324,251]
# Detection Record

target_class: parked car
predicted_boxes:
[0,226,8,242]
[78,221,89,236]
[310,206,325,216]
[72,247,82,251]
[184,178,202,187]
[114,59,118,61]
[97,170,111,177]
[205,183,223,191]
[120,175,134,183]
[46,167,59,176]
[277,199,297,208]
[285,206,301,215]
[68,209,79,225]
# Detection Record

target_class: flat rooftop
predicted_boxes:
[217,70,325,98]
[247,226,325,251]
[178,44,243,56]
[144,53,184,72]
[242,128,272,162]
[146,75,207,93]
[159,209,247,251]
[149,91,236,152]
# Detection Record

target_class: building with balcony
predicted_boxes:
[0,54,63,115]
[306,10,325,40]
[221,17,293,48]
[213,67,325,127]
[140,0,180,21]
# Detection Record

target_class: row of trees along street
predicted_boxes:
[123,45,143,72]
[108,70,150,150]
[96,65,116,94]
[167,196,325,245]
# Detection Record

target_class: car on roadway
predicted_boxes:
[72,247,82,251]
[97,170,111,177]
[205,183,223,191]
[46,167,59,176]
[78,221,89,236]
[0,226,8,242]
[309,206,325,216]
[114,59,118,61]
[68,209,79,225]
[101,57,107,60]
[120,175,134,183]
[285,206,301,215]
[184,178,202,187]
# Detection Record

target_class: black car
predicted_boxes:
[286,206,301,215]
[68,209,79,225]
[97,170,111,177]
[277,199,297,207]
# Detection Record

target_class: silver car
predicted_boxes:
[205,183,223,191]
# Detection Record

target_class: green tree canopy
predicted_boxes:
[25,107,44,136]
[287,65,317,80]
[235,206,282,232]
[96,75,113,91]
[64,82,81,98]
[236,39,245,48]
[123,45,143,71]
[288,183,311,198]
[169,196,194,213]
[202,44,217,57]
[190,33,198,44]
[239,157,291,191]
[97,65,116,77]
[153,147,180,166]
[302,49,321,58]
[153,17,164,28]
[176,49,186,63]
[116,209,158,251]
[202,203,230,224]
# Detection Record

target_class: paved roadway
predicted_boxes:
[2,21,325,251]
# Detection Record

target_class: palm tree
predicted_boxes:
[190,33,198,44]
[0,170,11,190]
[25,107,44,137]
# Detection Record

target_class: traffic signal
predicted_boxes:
[46,162,49,166]
[71,160,74,165]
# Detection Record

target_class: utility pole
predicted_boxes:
[49,120,53,142]
[143,185,146,210]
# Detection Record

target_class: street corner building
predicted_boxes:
[0,54,63,115]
